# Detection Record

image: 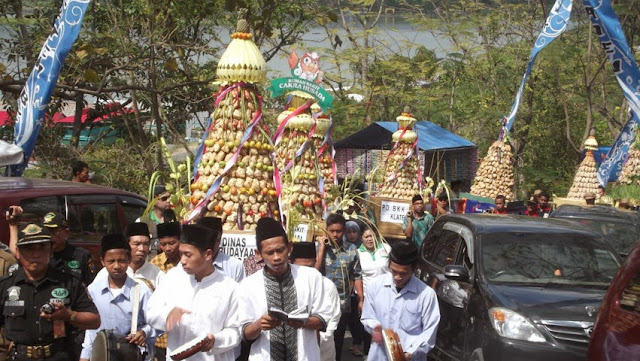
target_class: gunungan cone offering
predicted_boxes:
[376,107,423,200]
[470,140,515,201]
[566,132,600,200]
[188,15,280,230]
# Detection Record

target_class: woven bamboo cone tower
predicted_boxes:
[377,107,423,200]
[566,131,600,200]
[470,140,515,200]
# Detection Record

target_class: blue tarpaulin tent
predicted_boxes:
[335,121,475,151]
[334,121,477,186]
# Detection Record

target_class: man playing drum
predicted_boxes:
[80,234,156,361]
[147,224,241,361]
[238,218,333,361]
[361,241,440,360]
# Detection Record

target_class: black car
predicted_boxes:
[419,214,621,361]
[550,204,640,258]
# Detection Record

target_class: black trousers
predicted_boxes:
[363,331,372,355]
[334,312,350,361]
[348,296,364,346]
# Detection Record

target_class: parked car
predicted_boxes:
[419,214,621,361]
[588,238,640,361]
[550,204,640,258]
[0,177,147,265]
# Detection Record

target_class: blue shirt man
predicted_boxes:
[81,234,156,360]
[361,241,440,360]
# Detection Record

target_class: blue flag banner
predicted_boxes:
[503,0,573,131]
[582,0,640,185]
[8,0,91,176]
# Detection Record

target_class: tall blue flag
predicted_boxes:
[8,0,92,176]
[582,0,640,185]
[504,0,573,131]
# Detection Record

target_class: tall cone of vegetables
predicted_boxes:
[275,92,324,220]
[566,132,599,200]
[618,135,640,186]
[187,16,280,231]
[311,103,337,187]
[376,107,423,200]
[470,141,515,200]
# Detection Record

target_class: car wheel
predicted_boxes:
[469,348,484,361]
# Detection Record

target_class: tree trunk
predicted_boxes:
[71,93,84,148]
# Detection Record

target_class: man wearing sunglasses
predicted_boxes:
[138,185,177,258]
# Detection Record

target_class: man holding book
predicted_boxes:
[238,218,333,361]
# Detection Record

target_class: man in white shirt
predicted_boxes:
[147,224,241,361]
[95,222,163,289]
[238,218,333,361]
[289,242,341,361]
[361,241,440,360]
[198,216,245,282]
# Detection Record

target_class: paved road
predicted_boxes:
[341,331,366,361]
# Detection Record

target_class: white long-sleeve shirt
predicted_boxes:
[147,267,241,361]
[319,277,341,361]
[361,273,440,359]
[238,264,334,361]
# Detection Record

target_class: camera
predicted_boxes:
[40,303,56,314]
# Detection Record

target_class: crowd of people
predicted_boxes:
[0,184,440,361]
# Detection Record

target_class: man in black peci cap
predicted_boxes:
[197,217,245,283]
[361,241,440,360]
[95,222,162,290]
[0,224,100,361]
[147,224,241,361]
[43,212,97,285]
[238,218,333,361]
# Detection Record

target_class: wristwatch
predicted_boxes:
[69,311,78,322]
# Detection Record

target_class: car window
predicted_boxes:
[67,195,119,244]
[481,232,620,286]
[119,196,147,224]
[428,230,462,268]
[620,270,640,314]
[574,219,639,256]
[19,196,65,224]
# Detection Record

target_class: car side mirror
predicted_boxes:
[444,265,470,282]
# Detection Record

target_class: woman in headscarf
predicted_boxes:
[356,225,391,356]
[344,220,362,248]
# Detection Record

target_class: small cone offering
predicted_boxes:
[566,130,600,200]
[187,14,280,230]
[470,140,515,200]
[376,107,423,200]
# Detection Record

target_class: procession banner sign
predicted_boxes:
[503,0,572,132]
[220,231,256,261]
[582,0,640,185]
[371,196,410,239]
[8,0,91,176]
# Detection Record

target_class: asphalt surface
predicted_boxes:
[341,331,367,361]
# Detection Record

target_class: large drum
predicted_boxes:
[91,329,142,361]
[383,329,405,361]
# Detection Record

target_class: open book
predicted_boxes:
[268,305,309,323]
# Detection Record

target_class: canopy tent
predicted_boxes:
[334,121,477,189]
[335,121,475,151]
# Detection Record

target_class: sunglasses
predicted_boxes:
[159,196,170,201]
